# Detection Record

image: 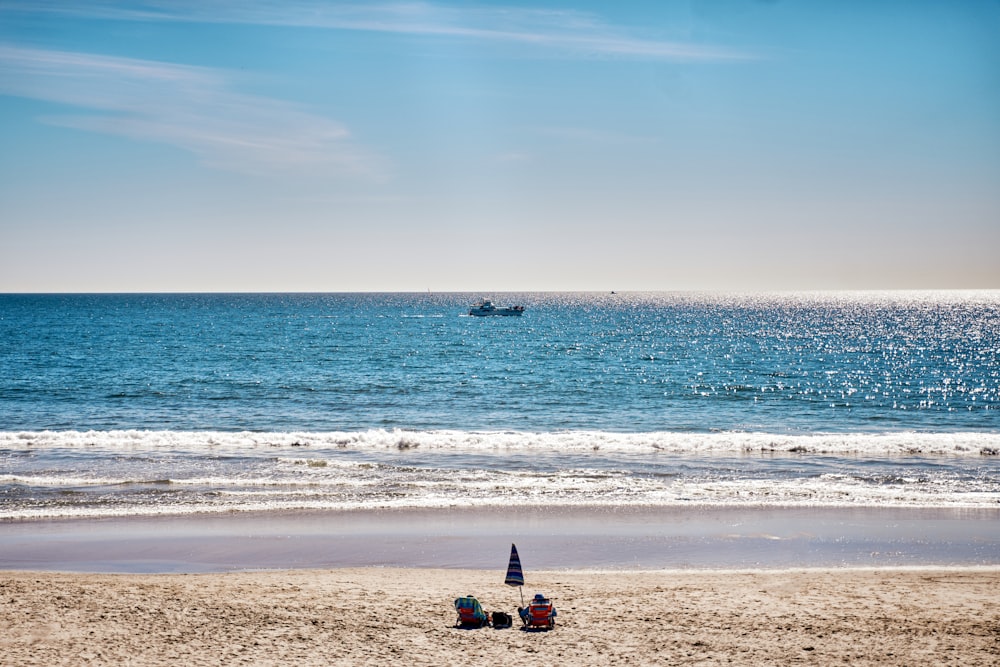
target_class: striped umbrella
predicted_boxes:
[504,543,524,606]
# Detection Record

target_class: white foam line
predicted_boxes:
[4,429,999,457]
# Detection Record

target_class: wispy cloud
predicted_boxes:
[0,44,384,176]
[3,1,752,62]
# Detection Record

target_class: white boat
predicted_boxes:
[468,299,525,317]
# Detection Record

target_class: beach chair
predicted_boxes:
[523,594,556,630]
[454,595,489,628]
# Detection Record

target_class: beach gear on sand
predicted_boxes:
[503,544,557,630]
[522,594,556,630]
[454,595,489,628]
[491,611,513,628]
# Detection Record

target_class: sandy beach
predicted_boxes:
[2,567,997,666]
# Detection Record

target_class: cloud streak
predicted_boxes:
[0,3,750,175]
[4,1,752,62]
[0,44,383,176]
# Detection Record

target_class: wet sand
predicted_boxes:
[3,505,999,572]
[2,567,998,666]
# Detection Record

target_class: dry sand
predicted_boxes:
[1,567,998,666]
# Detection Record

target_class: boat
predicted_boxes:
[468,299,525,317]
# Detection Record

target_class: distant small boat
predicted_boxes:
[468,299,525,317]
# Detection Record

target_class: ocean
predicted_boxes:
[2,291,999,522]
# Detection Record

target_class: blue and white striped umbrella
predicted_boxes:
[505,543,524,588]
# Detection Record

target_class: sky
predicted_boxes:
[1,1,998,292]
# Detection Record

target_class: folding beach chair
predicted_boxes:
[454,595,489,628]
[523,594,556,630]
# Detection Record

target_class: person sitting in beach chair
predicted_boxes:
[454,595,490,628]
[519,593,556,630]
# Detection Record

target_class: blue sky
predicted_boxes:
[1,1,998,292]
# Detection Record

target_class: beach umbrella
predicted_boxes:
[504,543,525,606]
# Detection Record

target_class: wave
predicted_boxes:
[4,481,999,521]
[3,429,999,457]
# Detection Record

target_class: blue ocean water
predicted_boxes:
[1,291,999,519]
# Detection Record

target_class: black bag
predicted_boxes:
[491,611,512,628]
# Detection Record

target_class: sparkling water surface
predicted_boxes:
[2,292,999,519]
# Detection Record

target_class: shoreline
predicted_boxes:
[3,505,998,573]
[2,567,997,665]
